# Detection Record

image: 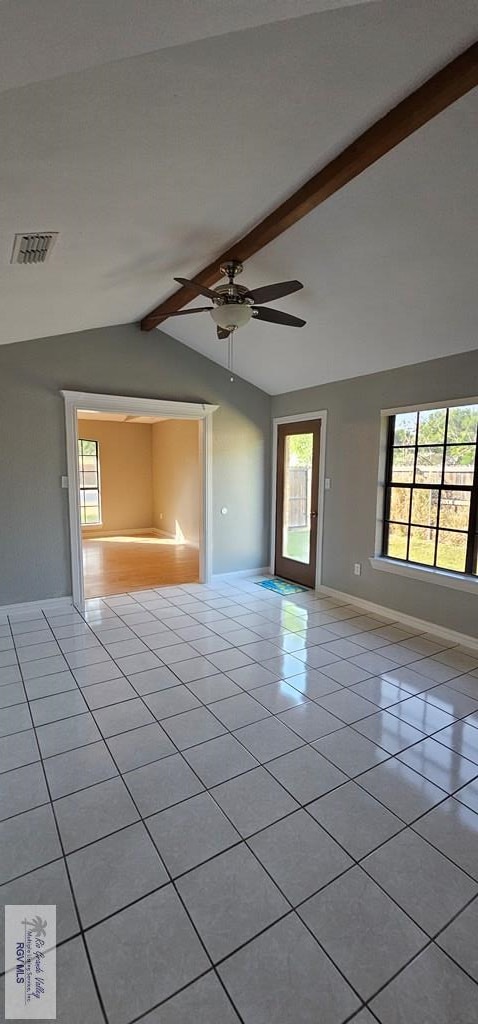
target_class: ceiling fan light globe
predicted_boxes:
[210,304,252,331]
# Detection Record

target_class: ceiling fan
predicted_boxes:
[165,259,306,340]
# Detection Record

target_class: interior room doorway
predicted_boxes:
[62,393,217,607]
[272,413,326,588]
[78,411,202,598]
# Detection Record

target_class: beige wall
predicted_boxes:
[152,420,200,545]
[78,416,201,544]
[78,419,153,535]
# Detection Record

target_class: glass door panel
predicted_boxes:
[275,420,321,588]
[282,433,313,564]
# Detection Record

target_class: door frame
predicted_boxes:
[270,411,327,589]
[61,391,218,609]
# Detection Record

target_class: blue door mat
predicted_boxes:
[256,577,309,595]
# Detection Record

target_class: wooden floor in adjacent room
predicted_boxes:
[82,532,200,598]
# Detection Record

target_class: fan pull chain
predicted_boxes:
[228,333,235,382]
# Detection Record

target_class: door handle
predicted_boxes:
[310,511,318,518]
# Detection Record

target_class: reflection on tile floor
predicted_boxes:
[1,578,478,1022]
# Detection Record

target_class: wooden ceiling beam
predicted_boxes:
[141,42,478,330]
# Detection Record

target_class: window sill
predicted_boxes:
[369,556,478,595]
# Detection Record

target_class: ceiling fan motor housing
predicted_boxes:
[212,264,253,330]
[214,282,251,303]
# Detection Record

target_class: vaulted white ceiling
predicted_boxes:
[0,0,376,91]
[0,0,477,393]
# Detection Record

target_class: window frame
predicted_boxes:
[380,400,478,579]
[78,438,102,527]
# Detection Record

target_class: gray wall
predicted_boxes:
[0,324,271,604]
[272,349,478,638]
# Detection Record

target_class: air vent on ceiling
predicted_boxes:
[10,232,59,265]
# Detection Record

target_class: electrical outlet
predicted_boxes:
[354,563,361,576]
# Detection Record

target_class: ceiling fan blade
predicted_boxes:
[252,306,306,328]
[174,277,219,300]
[217,327,231,340]
[245,280,303,305]
[163,306,212,317]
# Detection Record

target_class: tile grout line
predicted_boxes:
[101,606,478,1010]
[66,605,251,1024]
[77,593,394,1017]
[8,613,110,1024]
[4,663,478,887]
[3,585,478,1018]
[10,609,245,1024]
[3,647,478,888]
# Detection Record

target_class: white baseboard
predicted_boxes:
[82,527,156,538]
[317,584,478,652]
[0,596,74,619]
[212,567,271,582]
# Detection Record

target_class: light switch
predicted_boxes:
[61,476,69,489]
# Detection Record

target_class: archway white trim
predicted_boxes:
[61,391,218,608]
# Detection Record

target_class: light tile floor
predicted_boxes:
[1,578,478,1023]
